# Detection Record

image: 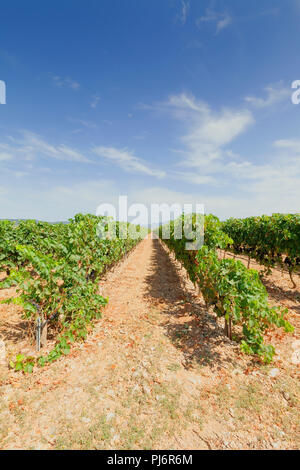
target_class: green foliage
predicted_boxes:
[9,354,35,373]
[0,214,142,372]
[222,214,300,278]
[195,246,293,362]
[159,213,293,363]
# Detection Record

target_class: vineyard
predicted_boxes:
[158,214,295,363]
[0,215,145,372]
[0,212,299,450]
[222,214,300,287]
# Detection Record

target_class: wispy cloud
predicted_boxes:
[0,151,13,161]
[92,146,165,178]
[133,131,149,141]
[22,131,91,162]
[53,75,80,91]
[90,95,101,108]
[156,93,253,176]
[196,9,232,34]
[273,138,300,154]
[141,90,300,213]
[216,14,232,34]
[1,131,91,163]
[0,179,119,221]
[1,131,166,179]
[68,118,98,129]
[177,1,190,25]
[244,82,290,108]
[185,39,203,50]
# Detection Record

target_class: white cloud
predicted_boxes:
[185,39,203,50]
[172,171,215,185]
[178,1,190,25]
[2,84,299,223]
[1,171,299,223]
[141,90,300,217]
[0,131,91,163]
[0,152,12,161]
[129,183,300,221]
[68,118,98,129]
[0,179,118,221]
[216,15,232,34]
[92,146,165,178]
[196,9,232,34]
[244,83,290,108]
[22,131,91,163]
[273,138,300,153]
[161,93,254,172]
[53,76,80,91]
[0,131,166,179]
[90,95,101,108]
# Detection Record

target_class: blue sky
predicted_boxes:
[0,0,300,222]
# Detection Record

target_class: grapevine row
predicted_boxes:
[0,214,145,372]
[222,214,300,287]
[159,214,293,363]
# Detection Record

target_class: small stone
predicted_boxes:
[272,441,281,449]
[106,412,115,421]
[292,340,300,350]
[269,368,280,378]
[283,392,290,401]
[228,418,235,430]
[81,417,91,424]
[34,442,48,450]
[143,384,151,395]
[291,350,300,365]
[188,376,201,385]
[65,410,73,419]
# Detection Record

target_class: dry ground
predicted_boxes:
[0,237,299,450]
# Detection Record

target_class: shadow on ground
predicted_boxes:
[261,278,300,315]
[0,319,30,343]
[144,240,238,371]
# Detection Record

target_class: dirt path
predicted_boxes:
[0,237,299,450]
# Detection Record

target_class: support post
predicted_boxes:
[41,316,48,348]
[36,317,41,351]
